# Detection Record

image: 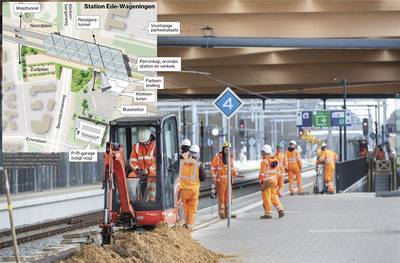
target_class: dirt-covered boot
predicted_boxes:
[278,210,285,218]
[260,214,273,219]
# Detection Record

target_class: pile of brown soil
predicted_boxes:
[61,224,226,263]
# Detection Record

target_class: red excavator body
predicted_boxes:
[101,114,181,245]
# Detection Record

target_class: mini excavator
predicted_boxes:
[100,114,181,245]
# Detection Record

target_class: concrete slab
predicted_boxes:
[193,193,400,263]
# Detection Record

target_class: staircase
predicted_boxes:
[374,160,392,192]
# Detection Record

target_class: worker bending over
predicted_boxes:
[180,139,191,160]
[274,144,285,197]
[210,142,238,219]
[179,145,205,230]
[284,140,303,195]
[316,142,338,194]
[129,127,157,201]
[258,144,284,219]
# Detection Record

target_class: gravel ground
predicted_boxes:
[0,225,100,258]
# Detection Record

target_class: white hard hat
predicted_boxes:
[261,144,272,154]
[189,145,200,153]
[181,139,191,147]
[289,140,297,146]
[321,142,327,147]
[138,127,151,143]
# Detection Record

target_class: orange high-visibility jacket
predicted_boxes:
[375,150,385,160]
[317,149,338,170]
[274,151,285,173]
[180,158,201,190]
[258,156,280,183]
[360,148,368,157]
[130,140,156,177]
[284,150,302,170]
[210,152,237,182]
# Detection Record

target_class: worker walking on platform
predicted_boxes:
[210,141,238,219]
[179,145,205,230]
[284,140,303,195]
[316,142,338,194]
[258,144,284,219]
[275,144,285,197]
[180,139,191,160]
[129,127,157,201]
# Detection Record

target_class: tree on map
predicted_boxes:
[81,99,89,115]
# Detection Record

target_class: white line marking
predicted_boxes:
[308,229,374,233]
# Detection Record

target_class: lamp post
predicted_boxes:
[334,78,348,161]
[182,105,190,139]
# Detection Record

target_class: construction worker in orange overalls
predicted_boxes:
[359,141,369,158]
[258,144,284,219]
[129,127,157,201]
[210,141,238,219]
[360,146,369,158]
[375,145,386,160]
[179,145,205,230]
[284,140,303,195]
[316,142,338,194]
[180,139,191,160]
[274,144,285,197]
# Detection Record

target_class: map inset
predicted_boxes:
[2,2,157,152]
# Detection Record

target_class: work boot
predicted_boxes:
[298,192,304,196]
[231,214,237,219]
[290,192,294,196]
[260,215,273,219]
[278,210,285,218]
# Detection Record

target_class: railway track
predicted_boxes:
[0,211,103,249]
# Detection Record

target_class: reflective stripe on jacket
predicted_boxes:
[180,158,201,190]
[210,152,237,181]
[130,140,156,177]
[259,156,280,182]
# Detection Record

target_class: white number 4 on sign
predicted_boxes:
[223,98,233,110]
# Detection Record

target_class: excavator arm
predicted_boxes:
[101,142,135,245]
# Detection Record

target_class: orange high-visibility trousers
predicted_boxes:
[146,177,157,201]
[261,180,284,216]
[180,188,199,227]
[324,167,335,193]
[217,179,232,218]
[288,168,302,194]
[277,174,284,196]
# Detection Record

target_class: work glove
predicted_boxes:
[210,183,217,199]
[261,180,273,191]
[136,168,148,177]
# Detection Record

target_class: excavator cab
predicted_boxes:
[101,114,181,245]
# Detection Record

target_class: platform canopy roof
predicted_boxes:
[157,0,400,99]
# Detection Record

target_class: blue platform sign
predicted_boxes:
[213,87,244,119]
[330,110,351,127]
[296,111,313,127]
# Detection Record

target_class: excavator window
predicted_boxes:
[162,117,179,209]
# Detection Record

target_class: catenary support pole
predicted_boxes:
[2,168,21,263]
[343,80,347,161]
[227,117,231,227]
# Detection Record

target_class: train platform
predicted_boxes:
[193,192,400,263]
[0,185,103,230]
[0,159,267,230]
